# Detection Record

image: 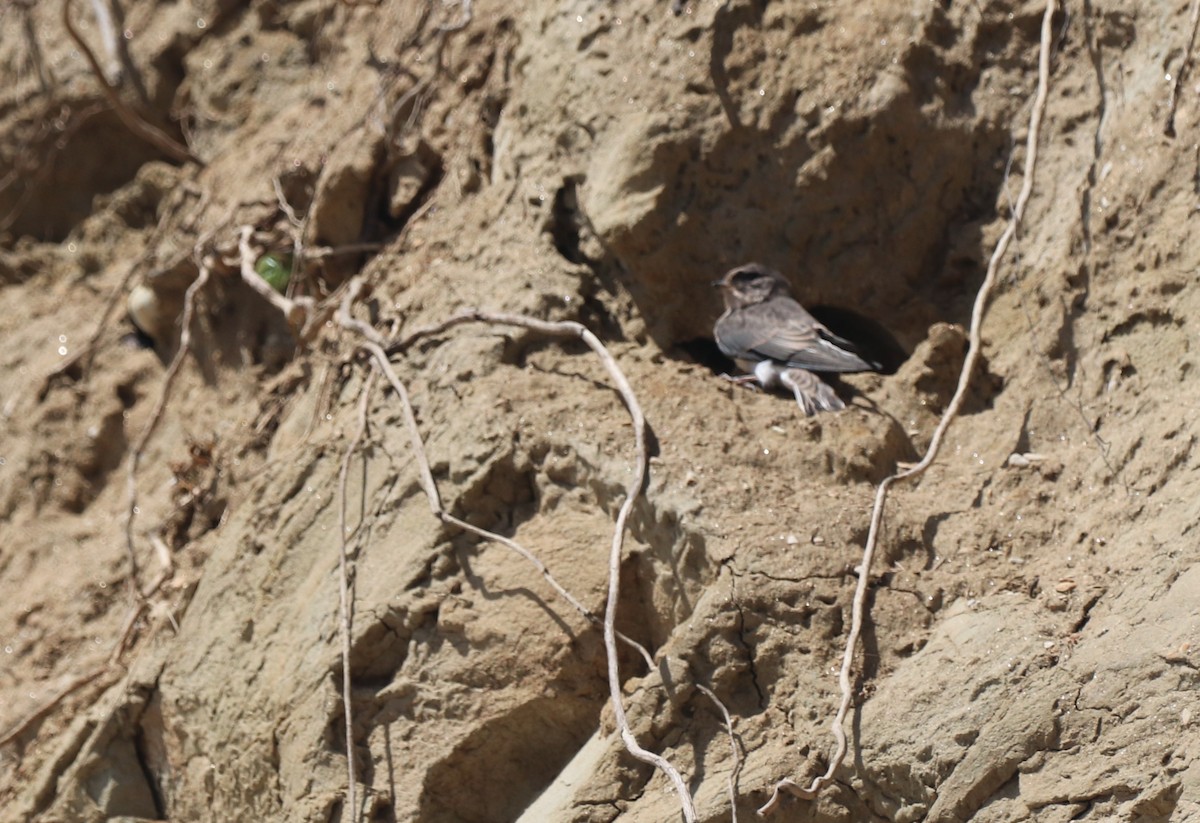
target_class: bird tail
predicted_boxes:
[779,367,845,416]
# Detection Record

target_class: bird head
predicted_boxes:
[712,263,792,310]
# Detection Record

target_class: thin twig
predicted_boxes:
[273,176,303,227]
[439,509,655,671]
[61,0,199,164]
[140,532,176,604]
[697,683,742,823]
[356,301,653,670]
[0,665,119,748]
[123,262,211,595]
[758,0,1058,813]
[307,242,386,260]
[0,555,181,750]
[38,258,139,399]
[337,279,387,348]
[1165,0,1200,137]
[337,370,375,823]
[38,179,205,400]
[369,328,662,671]
[16,0,55,92]
[272,175,307,303]
[379,310,663,670]
[381,308,696,821]
[237,225,312,332]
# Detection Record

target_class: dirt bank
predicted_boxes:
[2,1,1198,821]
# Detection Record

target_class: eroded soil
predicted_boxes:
[2,1,1199,821]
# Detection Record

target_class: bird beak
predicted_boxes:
[710,278,724,288]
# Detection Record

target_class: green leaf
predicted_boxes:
[255,253,293,293]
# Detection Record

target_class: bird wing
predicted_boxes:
[715,298,877,373]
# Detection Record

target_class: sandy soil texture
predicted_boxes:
[2,1,1199,821]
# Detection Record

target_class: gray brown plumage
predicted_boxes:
[713,263,878,414]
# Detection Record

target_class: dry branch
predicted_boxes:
[697,683,742,823]
[61,0,199,165]
[0,555,180,749]
[37,179,206,400]
[15,0,55,92]
[363,305,695,819]
[337,279,387,348]
[336,371,376,823]
[273,176,303,227]
[38,257,139,399]
[356,327,655,670]
[1165,0,1200,137]
[0,665,117,748]
[123,262,211,594]
[758,0,1058,814]
[237,225,313,332]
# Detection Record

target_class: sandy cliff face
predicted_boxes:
[1,1,1198,821]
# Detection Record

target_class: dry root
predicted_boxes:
[338,292,697,821]
[758,0,1058,813]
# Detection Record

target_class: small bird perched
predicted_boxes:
[713,262,879,415]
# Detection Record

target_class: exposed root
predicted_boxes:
[1165,0,1200,137]
[697,683,742,823]
[0,665,117,748]
[0,544,176,749]
[61,0,200,165]
[123,261,211,596]
[354,314,656,670]
[356,301,693,819]
[236,225,313,334]
[12,1,55,92]
[336,370,376,823]
[37,258,139,401]
[273,175,303,228]
[757,0,1058,814]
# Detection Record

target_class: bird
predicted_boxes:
[712,263,879,415]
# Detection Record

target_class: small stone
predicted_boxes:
[1006,452,1047,468]
[128,283,169,343]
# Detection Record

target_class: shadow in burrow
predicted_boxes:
[542,74,1013,413]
